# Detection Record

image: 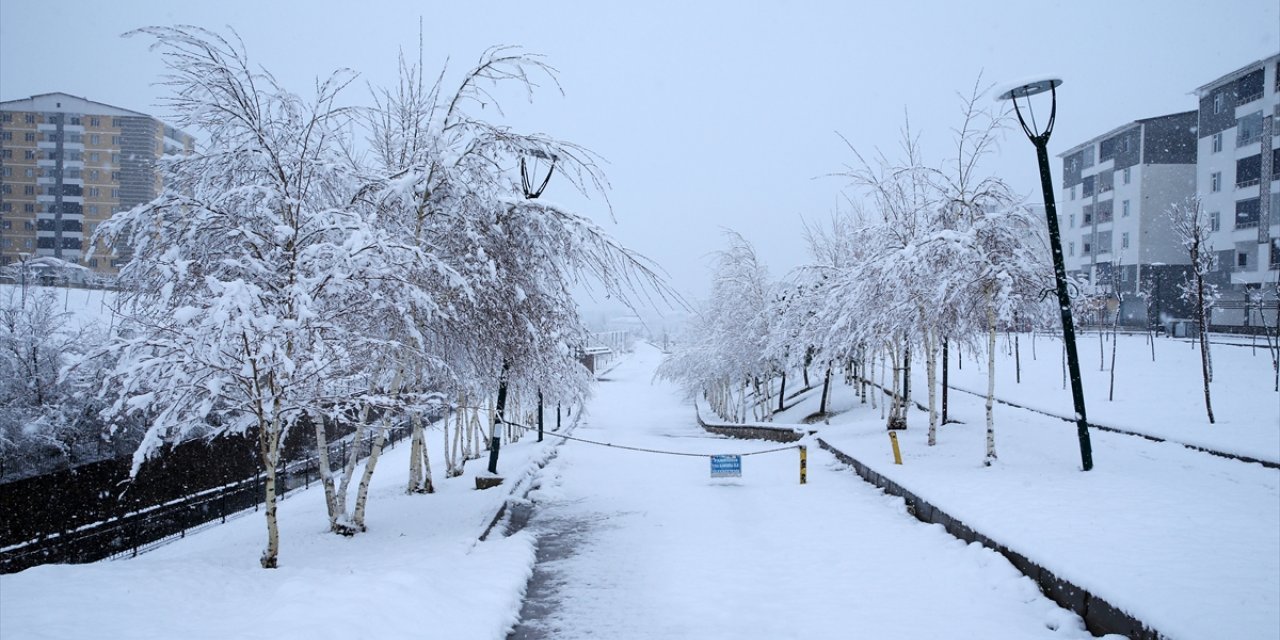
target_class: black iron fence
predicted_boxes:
[0,421,410,574]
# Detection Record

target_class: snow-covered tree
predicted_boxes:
[1168,196,1217,423]
[93,26,451,566]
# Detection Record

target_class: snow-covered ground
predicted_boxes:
[773,335,1280,640]
[5,343,1119,640]
[0,421,555,640]
[936,330,1279,463]
[507,344,1102,638]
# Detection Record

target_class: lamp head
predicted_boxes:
[997,78,1063,102]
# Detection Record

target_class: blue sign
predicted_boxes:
[710,454,742,478]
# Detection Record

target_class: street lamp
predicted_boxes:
[998,78,1094,471]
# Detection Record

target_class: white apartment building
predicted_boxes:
[1057,111,1198,327]
[1193,53,1280,329]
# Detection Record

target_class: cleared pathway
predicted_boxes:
[507,344,1098,639]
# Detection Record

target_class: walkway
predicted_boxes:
[507,344,1095,639]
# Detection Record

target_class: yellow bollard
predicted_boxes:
[888,431,903,465]
[799,445,807,484]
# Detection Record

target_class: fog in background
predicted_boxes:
[3,0,1277,326]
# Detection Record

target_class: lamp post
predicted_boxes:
[998,78,1094,471]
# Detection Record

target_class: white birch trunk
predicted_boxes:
[352,416,390,531]
[312,411,339,530]
[985,293,998,466]
[259,413,282,568]
[407,415,424,493]
[925,330,938,447]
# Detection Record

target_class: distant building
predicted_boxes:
[0,92,194,275]
[1192,53,1280,329]
[1057,111,1199,327]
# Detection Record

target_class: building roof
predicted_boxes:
[1191,52,1280,97]
[1057,110,1196,158]
[0,92,152,118]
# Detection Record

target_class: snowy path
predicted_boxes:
[506,344,1098,639]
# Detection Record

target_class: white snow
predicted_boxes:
[774,332,1280,639]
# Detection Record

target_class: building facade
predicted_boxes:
[0,92,193,275]
[1193,54,1280,329]
[1058,111,1199,327]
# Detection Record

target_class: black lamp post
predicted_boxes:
[998,78,1094,471]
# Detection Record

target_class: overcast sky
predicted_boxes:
[2,1,1277,305]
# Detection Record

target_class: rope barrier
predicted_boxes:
[503,419,800,459]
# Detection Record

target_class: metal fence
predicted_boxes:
[0,422,410,573]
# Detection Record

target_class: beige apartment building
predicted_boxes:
[0,92,193,276]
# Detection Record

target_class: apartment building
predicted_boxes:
[0,92,194,276]
[1057,111,1198,327]
[1193,53,1280,328]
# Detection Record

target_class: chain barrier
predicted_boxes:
[503,418,800,458]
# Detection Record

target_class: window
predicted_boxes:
[88,187,100,197]
[0,131,10,141]
[1081,147,1095,169]
[1123,167,1131,185]
[0,149,10,159]
[1121,232,1130,249]
[1237,251,1249,269]
[1237,111,1263,147]
[23,203,34,213]
[90,117,100,127]
[1211,172,1222,192]
[0,184,9,194]
[1096,199,1114,223]
[111,135,121,145]
[0,203,10,212]
[1069,213,1075,228]
[23,185,34,195]
[68,116,81,126]
[110,188,119,198]
[1083,203,1094,225]
[1082,175,1096,197]
[1213,92,1225,114]
[1070,185,1076,200]
[89,169,100,181]
[1210,211,1221,232]
[1235,198,1260,229]
[1122,200,1131,217]
[1,167,9,177]
[23,150,34,160]
[24,114,34,124]
[0,113,9,122]
[24,168,33,178]
[1236,155,1261,187]
[1272,238,1280,269]
[1096,231,1113,254]
[90,134,100,145]
[89,151,100,163]
[24,132,35,142]
[1211,133,1223,153]
[88,205,99,215]
[111,171,120,181]
[1069,242,1075,256]
[1082,241,1092,255]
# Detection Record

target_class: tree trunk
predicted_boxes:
[1195,272,1215,423]
[352,416,390,531]
[819,365,832,415]
[925,331,938,446]
[941,338,950,425]
[258,414,282,569]
[407,413,424,493]
[312,412,339,530]
[1109,307,1120,401]
[777,371,786,413]
[985,294,998,466]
